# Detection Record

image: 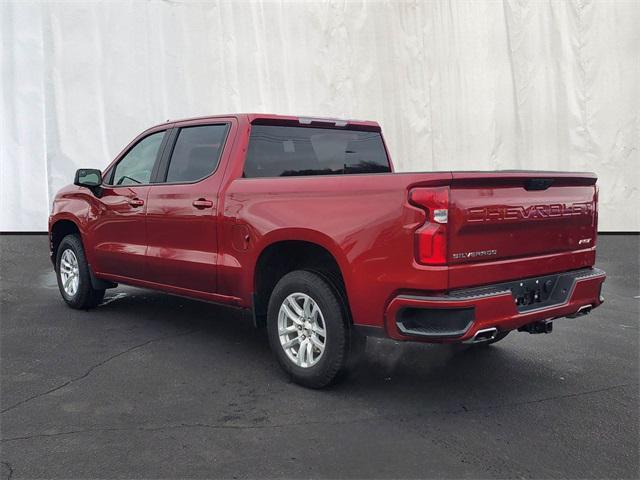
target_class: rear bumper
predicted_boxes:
[384,267,606,343]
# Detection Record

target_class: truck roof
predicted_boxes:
[160,113,381,130]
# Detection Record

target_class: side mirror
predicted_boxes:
[74,168,102,189]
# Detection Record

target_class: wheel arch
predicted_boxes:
[252,234,352,328]
[50,218,82,266]
[49,216,116,290]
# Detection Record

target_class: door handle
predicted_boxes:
[192,198,214,209]
[129,197,145,207]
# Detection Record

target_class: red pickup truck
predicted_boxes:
[49,114,606,387]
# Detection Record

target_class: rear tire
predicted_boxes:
[267,270,357,388]
[55,234,105,309]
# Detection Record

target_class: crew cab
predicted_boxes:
[49,114,606,387]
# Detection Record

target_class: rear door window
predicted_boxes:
[243,125,391,178]
[163,124,229,183]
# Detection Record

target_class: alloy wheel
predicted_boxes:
[59,248,80,297]
[278,292,327,368]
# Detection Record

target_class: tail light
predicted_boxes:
[409,187,449,265]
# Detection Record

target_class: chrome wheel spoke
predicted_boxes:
[313,325,326,337]
[282,303,302,325]
[297,339,309,365]
[279,325,297,335]
[282,336,301,349]
[306,340,313,363]
[310,335,323,349]
[287,297,304,317]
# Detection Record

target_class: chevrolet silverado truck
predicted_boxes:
[49,114,606,387]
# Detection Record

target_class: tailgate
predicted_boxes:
[448,172,598,275]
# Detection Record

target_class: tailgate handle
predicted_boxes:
[525,178,554,191]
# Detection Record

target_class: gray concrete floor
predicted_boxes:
[0,234,638,479]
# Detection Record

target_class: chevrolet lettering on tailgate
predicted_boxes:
[467,202,593,223]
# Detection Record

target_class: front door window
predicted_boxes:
[110,131,165,186]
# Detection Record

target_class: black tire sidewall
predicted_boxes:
[267,270,348,388]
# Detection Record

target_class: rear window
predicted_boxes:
[243,125,391,178]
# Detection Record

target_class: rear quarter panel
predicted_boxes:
[219,172,451,327]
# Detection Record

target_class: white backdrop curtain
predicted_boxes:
[1,0,638,231]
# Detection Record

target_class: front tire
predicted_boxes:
[55,234,105,309]
[267,270,357,388]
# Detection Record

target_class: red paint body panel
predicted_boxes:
[220,172,452,327]
[448,176,597,261]
[49,113,606,342]
[90,185,150,279]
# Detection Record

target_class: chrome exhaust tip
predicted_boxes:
[567,304,593,318]
[465,327,498,344]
